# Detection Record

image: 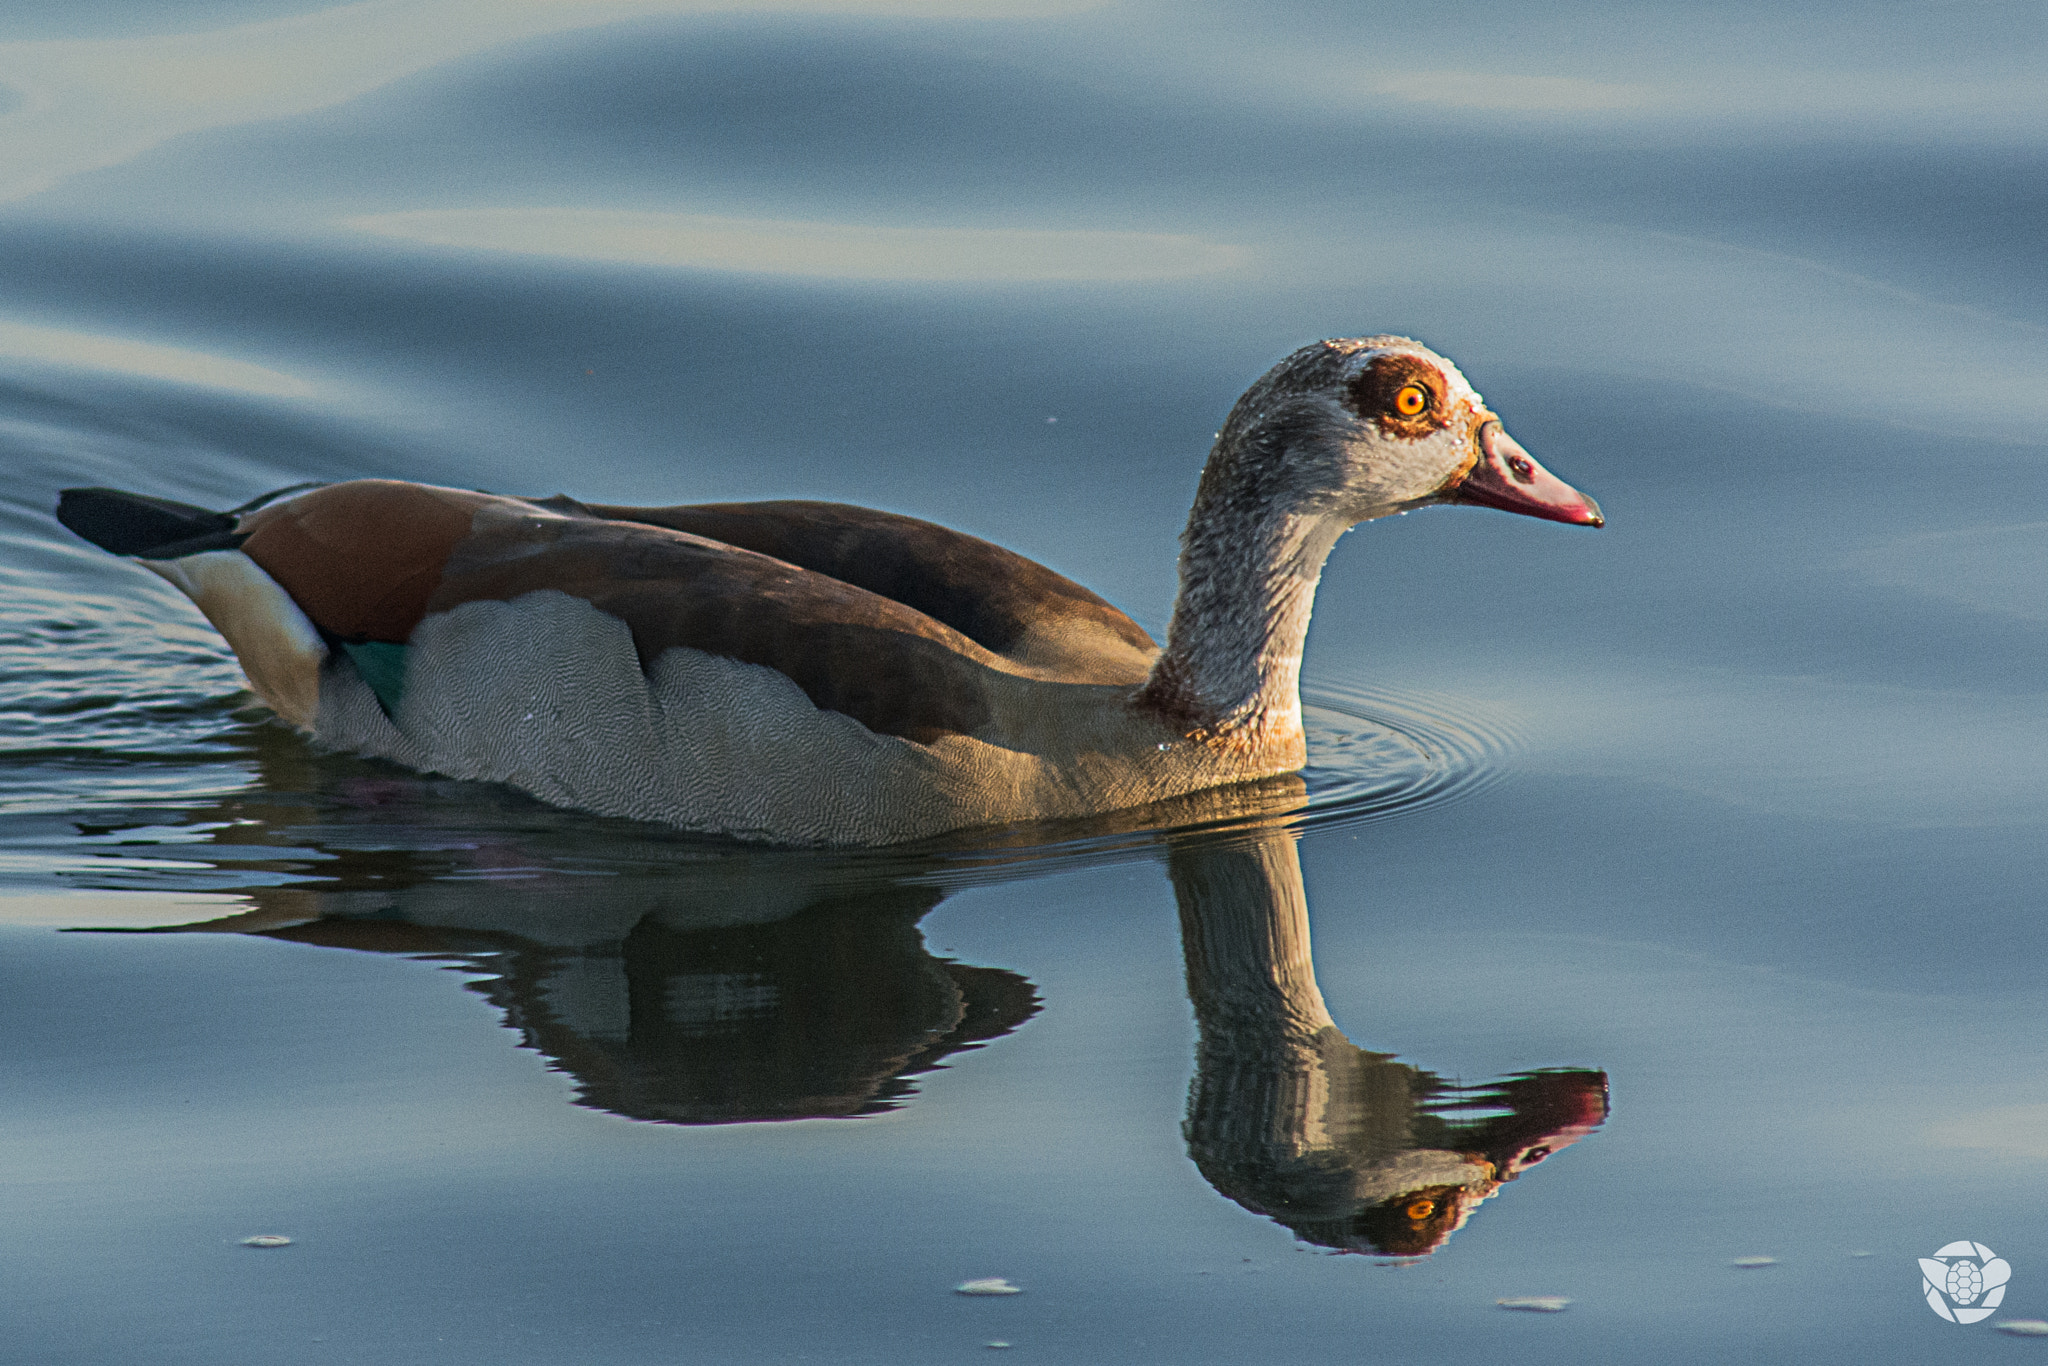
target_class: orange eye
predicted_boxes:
[1405,1200,1436,1221]
[1394,384,1429,417]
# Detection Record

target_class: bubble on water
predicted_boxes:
[1996,1321,2048,1337]
[240,1235,292,1248]
[955,1278,1022,1296]
[1731,1256,1777,1268]
[1497,1297,1571,1312]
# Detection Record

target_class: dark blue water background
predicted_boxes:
[3,2,2046,1361]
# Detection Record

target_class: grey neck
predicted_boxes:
[1144,497,1346,741]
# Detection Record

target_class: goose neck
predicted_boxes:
[1141,501,1344,752]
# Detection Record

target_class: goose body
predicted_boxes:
[57,337,1601,845]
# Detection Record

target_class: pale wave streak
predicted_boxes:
[346,208,1247,282]
[0,320,315,396]
[1371,70,1648,112]
[0,0,1103,204]
[1927,1105,2048,1162]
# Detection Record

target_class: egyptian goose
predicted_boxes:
[56,336,1600,844]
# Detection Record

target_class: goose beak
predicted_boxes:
[1451,421,1604,527]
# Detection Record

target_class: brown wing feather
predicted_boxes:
[433,503,1000,743]
[238,480,491,641]
[573,499,1157,676]
[237,482,1022,744]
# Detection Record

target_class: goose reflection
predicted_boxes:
[1171,830,1607,1255]
[95,732,1602,1245]
[187,871,1038,1124]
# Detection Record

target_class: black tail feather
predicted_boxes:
[56,488,245,558]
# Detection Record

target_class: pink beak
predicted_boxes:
[1453,420,1604,527]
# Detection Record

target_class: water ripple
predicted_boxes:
[908,679,1522,888]
[1298,678,1521,831]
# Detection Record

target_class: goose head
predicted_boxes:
[1200,336,1603,530]
[1146,337,1600,748]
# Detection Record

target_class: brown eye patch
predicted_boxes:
[1344,354,1451,438]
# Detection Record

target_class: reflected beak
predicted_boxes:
[1451,420,1604,527]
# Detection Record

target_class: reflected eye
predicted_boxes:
[1405,1200,1436,1221]
[1394,384,1430,417]
[1520,1146,1551,1165]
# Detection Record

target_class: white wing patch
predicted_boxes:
[313,589,974,844]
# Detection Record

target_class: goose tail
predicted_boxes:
[57,487,242,558]
[54,484,331,730]
[56,483,323,558]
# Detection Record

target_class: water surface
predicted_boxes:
[4,1,2047,1361]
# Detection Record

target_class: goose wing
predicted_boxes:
[237,480,1148,746]
[573,498,1158,678]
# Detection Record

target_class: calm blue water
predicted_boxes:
[4,2,2047,1361]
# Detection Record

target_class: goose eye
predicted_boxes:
[1405,1199,1436,1221]
[1394,384,1429,417]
